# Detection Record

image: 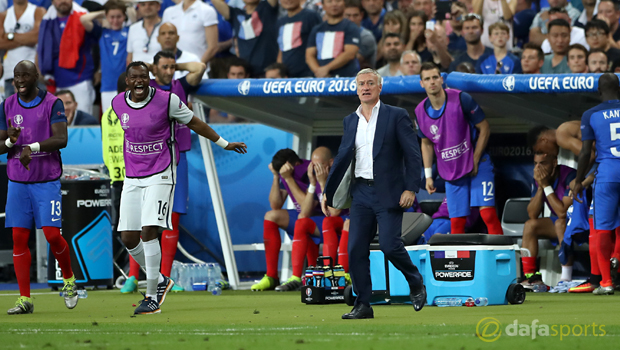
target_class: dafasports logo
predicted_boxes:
[477,318,606,342]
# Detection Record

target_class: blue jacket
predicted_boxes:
[325,102,423,210]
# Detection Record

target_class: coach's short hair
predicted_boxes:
[356,68,382,83]
[272,149,302,172]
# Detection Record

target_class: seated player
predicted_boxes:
[420,197,480,243]
[253,148,325,291]
[276,147,350,291]
[528,122,620,291]
[520,153,574,290]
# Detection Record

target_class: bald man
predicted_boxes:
[157,22,204,79]
[0,60,78,314]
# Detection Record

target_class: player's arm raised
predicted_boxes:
[176,61,207,86]
[169,93,246,153]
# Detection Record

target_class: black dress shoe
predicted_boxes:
[342,304,374,319]
[410,285,427,312]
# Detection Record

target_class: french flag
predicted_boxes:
[316,31,344,60]
[278,22,303,52]
[238,12,263,40]
[435,251,470,258]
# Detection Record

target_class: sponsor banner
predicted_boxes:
[197,75,436,97]
[446,72,602,93]
[431,250,476,281]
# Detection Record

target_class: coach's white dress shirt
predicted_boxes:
[354,100,381,180]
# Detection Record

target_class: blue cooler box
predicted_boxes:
[354,245,428,305]
[425,234,525,306]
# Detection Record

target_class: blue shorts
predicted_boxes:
[286,209,323,245]
[6,180,62,229]
[564,192,590,246]
[593,181,620,230]
[172,152,188,214]
[445,154,495,218]
[422,218,451,242]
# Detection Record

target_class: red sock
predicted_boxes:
[42,226,73,279]
[129,256,140,278]
[613,227,620,261]
[598,229,614,287]
[12,227,31,298]
[338,229,349,272]
[292,218,315,277]
[522,256,537,275]
[321,216,343,264]
[451,217,466,234]
[307,242,319,267]
[589,218,600,276]
[480,208,504,235]
[263,220,281,279]
[160,212,180,276]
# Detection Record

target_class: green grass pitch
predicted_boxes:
[0,289,619,349]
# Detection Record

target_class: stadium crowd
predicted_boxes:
[2,0,620,120]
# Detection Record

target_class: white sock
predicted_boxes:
[143,239,163,299]
[127,240,146,267]
[561,266,573,281]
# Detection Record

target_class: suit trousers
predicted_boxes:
[348,180,423,306]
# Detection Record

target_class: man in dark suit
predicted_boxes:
[321,68,426,319]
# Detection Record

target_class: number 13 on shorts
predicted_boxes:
[50,200,61,220]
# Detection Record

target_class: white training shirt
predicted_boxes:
[354,100,381,180]
[124,87,194,186]
[127,20,163,63]
[162,1,218,61]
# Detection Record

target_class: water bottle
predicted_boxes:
[323,266,334,287]
[212,286,222,296]
[305,266,314,286]
[171,261,182,284]
[475,297,488,306]
[465,297,475,307]
[180,263,191,291]
[434,297,462,307]
[533,284,549,293]
[59,289,88,298]
[333,265,346,287]
[313,266,324,287]
[207,263,216,292]
[213,263,222,280]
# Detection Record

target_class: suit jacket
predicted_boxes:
[325,101,423,210]
[73,110,99,126]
